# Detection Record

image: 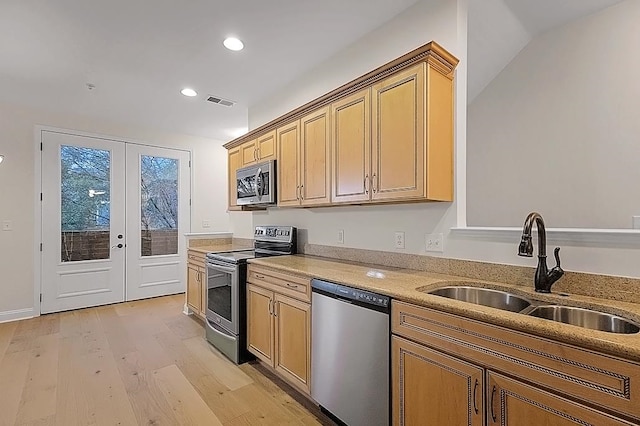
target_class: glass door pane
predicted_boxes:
[60,145,111,262]
[140,155,178,256]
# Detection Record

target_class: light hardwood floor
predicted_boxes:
[0,295,334,426]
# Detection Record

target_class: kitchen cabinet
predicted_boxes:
[186,250,206,317]
[224,41,458,209]
[392,335,484,426]
[391,301,640,425]
[488,372,635,426]
[331,88,371,204]
[331,63,454,205]
[240,131,276,168]
[246,265,311,394]
[228,146,242,208]
[277,107,331,207]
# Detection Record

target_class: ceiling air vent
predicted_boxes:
[206,95,235,107]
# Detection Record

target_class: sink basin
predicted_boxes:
[427,286,532,313]
[528,306,640,334]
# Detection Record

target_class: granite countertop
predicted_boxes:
[248,254,640,363]
[188,243,253,255]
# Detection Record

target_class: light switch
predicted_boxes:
[2,220,12,231]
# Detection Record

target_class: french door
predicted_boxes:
[40,130,190,314]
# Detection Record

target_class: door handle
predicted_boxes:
[300,184,304,200]
[372,173,377,193]
[473,379,479,414]
[364,174,369,194]
[111,243,123,249]
[296,185,300,201]
[268,300,273,315]
[490,385,497,422]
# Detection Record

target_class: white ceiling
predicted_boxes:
[0,0,418,141]
[0,0,626,141]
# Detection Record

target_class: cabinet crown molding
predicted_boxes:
[224,41,458,150]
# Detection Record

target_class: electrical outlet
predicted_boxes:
[395,232,405,249]
[337,229,344,244]
[2,220,12,231]
[202,220,211,228]
[426,233,444,253]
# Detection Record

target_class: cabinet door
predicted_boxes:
[228,147,242,208]
[277,121,301,207]
[371,64,425,201]
[247,284,274,364]
[241,139,257,166]
[300,107,331,206]
[393,336,484,426]
[488,372,635,426]
[331,88,371,204]
[274,294,311,394]
[186,264,201,313]
[256,130,276,161]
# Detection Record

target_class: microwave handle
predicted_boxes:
[255,167,263,196]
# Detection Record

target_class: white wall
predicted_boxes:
[467,0,640,229]
[237,0,640,281]
[0,101,230,317]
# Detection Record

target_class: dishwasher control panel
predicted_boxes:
[311,279,390,309]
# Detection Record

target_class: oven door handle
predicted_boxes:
[205,262,238,274]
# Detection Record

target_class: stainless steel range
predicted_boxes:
[204,226,296,363]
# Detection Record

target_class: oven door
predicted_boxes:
[205,260,239,335]
[236,161,275,205]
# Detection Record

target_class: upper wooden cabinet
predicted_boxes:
[277,121,300,207]
[228,146,242,208]
[331,88,371,204]
[256,130,276,162]
[224,41,458,209]
[277,108,331,207]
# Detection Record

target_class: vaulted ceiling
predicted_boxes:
[0,0,625,140]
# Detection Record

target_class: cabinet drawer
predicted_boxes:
[187,250,206,268]
[392,301,640,421]
[248,265,310,302]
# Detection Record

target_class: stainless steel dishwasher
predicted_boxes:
[311,279,390,426]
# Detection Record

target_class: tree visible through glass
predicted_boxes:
[60,145,111,262]
[140,155,178,256]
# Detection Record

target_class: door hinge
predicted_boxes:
[189,199,192,206]
[40,193,43,201]
[40,243,43,252]
[188,160,191,168]
[40,293,42,302]
[40,142,43,151]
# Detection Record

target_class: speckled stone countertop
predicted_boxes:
[248,255,640,363]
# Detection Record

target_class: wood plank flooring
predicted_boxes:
[0,295,334,426]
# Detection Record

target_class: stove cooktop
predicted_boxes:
[206,250,256,264]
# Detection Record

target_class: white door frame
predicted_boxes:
[34,125,192,317]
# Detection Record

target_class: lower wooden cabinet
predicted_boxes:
[392,301,640,425]
[488,372,635,426]
[246,266,311,394]
[186,250,206,317]
[392,336,484,426]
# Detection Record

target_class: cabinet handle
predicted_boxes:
[268,300,273,315]
[296,185,300,200]
[300,184,304,200]
[274,302,278,317]
[255,274,265,279]
[254,148,258,161]
[286,283,299,288]
[473,379,479,414]
[372,173,377,193]
[364,174,369,194]
[490,385,497,422]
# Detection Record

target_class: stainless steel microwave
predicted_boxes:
[236,160,276,206]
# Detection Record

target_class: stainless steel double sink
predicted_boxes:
[425,285,640,334]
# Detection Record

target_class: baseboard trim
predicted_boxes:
[0,307,35,324]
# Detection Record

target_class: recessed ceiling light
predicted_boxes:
[223,37,244,51]
[0,155,4,164]
[181,88,198,97]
